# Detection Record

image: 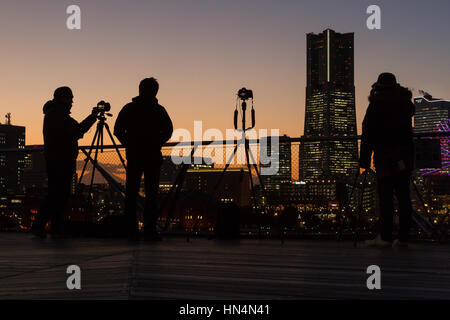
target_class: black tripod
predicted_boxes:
[160,88,267,239]
[336,170,370,246]
[340,169,444,246]
[410,176,445,242]
[77,108,126,208]
[213,88,267,236]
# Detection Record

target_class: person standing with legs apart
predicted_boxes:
[32,87,98,238]
[360,73,415,248]
[114,78,173,241]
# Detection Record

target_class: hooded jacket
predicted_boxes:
[113,96,173,160]
[359,84,415,175]
[43,100,97,166]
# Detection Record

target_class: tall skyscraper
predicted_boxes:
[0,123,26,194]
[300,29,358,181]
[22,148,47,193]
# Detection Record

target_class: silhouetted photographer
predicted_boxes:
[114,78,173,241]
[32,87,99,238]
[360,73,415,247]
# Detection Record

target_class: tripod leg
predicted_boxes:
[411,177,440,239]
[246,145,266,191]
[87,130,102,207]
[100,125,104,152]
[246,145,274,241]
[337,172,359,241]
[104,122,127,169]
[411,177,431,219]
[243,139,261,239]
[247,146,269,202]
[77,128,99,187]
[245,155,257,205]
[354,171,367,247]
[213,143,239,192]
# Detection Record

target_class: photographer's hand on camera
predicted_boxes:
[91,106,100,117]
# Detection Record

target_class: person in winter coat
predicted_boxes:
[360,73,415,247]
[32,87,98,238]
[114,78,173,240]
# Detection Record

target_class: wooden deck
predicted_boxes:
[0,233,449,300]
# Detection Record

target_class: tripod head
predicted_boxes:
[96,112,112,122]
[234,87,255,131]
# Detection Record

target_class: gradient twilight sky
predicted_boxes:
[1,0,450,146]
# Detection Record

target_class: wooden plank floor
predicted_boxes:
[0,233,449,299]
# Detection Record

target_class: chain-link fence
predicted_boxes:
[0,133,449,241]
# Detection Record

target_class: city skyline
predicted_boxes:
[1,0,450,146]
[1,1,450,304]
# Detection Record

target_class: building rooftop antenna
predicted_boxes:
[5,113,11,125]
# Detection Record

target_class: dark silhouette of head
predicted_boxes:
[139,77,159,98]
[53,86,74,109]
[375,73,397,87]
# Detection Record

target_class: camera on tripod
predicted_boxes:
[93,100,111,114]
[234,87,255,130]
[237,88,253,101]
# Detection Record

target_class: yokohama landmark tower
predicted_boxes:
[300,29,359,181]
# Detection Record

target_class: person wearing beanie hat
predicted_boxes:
[374,72,398,87]
[114,78,173,241]
[360,73,415,247]
[32,87,99,238]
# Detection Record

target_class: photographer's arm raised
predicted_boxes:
[77,112,97,138]
[66,112,97,140]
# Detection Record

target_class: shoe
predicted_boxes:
[364,234,392,247]
[392,239,408,248]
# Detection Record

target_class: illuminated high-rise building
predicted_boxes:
[0,123,26,194]
[413,93,450,176]
[413,93,450,211]
[413,93,450,133]
[300,29,358,181]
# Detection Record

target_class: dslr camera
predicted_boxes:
[93,100,111,114]
[237,87,253,101]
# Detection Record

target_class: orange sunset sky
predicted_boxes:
[1,0,449,147]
